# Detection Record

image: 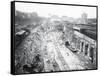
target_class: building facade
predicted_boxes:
[63,23,97,67]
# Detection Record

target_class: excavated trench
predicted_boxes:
[15,25,63,74]
[15,24,95,74]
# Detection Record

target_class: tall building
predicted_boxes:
[81,13,88,24]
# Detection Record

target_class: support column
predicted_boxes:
[79,41,82,53]
[77,39,81,53]
[81,41,84,52]
[93,47,96,65]
[87,45,90,59]
[75,37,78,51]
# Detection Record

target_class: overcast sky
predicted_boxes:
[15,2,96,18]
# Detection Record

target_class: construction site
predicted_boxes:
[14,11,97,74]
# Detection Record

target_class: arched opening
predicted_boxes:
[65,41,70,47]
[85,44,88,55]
[81,42,84,52]
[89,47,94,63]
